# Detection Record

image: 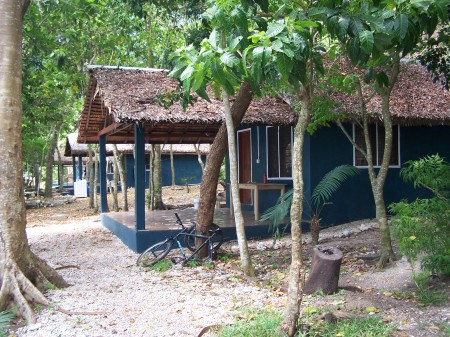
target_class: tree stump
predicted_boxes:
[304,245,343,295]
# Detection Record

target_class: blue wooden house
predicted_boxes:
[64,133,209,190]
[230,62,450,226]
[74,64,449,252]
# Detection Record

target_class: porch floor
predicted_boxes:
[104,207,264,230]
[101,207,289,252]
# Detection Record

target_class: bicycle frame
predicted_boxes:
[169,213,219,263]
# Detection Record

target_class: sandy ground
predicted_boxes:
[11,187,450,336]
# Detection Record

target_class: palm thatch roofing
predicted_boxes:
[65,133,210,157]
[76,66,294,144]
[330,61,450,126]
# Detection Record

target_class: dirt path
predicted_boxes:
[14,187,450,336]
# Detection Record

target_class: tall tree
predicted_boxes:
[172,3,326,333]
[44,120,63,198]
[0,0,68,324]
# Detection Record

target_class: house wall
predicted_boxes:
[229,124,450,228]
[125,154,206,188]
[310,124,450,226]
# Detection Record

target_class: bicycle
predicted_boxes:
[137,213,224,267]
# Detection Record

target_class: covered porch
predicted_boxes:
[75,65,294,253]
[101,207,288,253]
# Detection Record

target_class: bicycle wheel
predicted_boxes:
[137,240,172,267]
[184,223,223,252]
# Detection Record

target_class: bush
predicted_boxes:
[389,154,450,277]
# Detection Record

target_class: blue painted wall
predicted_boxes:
[125,154,206,188]
[310,124,450,226]
[229,124,450,227]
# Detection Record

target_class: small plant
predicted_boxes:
[301,309,397,337]
[185,260,201,267]
[179,176,194,193]
[0,310,14,337]
[390,290,414,300]
[261,165,359,245]
[204,262,215,269]
[412,272,447,306]
[215,308,283,337]
[218,252,233,261]
[390,154,450,277]
[151,259,173,272]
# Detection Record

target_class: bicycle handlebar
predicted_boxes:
[174,213,184,228]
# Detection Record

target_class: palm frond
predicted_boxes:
[311,165,360,207]
[259,189,293,233]
[0,309,14,332]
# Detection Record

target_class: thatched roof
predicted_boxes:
[330,62,450,126]
[65,133,210,157]
[76,66,294,144]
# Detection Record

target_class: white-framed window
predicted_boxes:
[353,124,400,168]
[266,126,293,179]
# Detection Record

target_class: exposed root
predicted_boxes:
[0,252,68,325]
[375,251,396,270]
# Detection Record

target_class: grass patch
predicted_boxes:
[301,310,397,337]
[151,259,173,272]
[413,273,448,306]
[215,307,397,337]
[215,308,283,337]
[0,310,15,337]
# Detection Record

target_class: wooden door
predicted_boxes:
[238,130,252,204]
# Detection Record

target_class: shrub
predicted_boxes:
[389,154,450,277]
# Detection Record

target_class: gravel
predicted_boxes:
[18,218,286,337]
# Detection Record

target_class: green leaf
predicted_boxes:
[266,23,285,38]
[394,14,409,40]
[376,71,389,88]
[211,60,226,84]
[359,31,374,54]
[180,65,195,82]
[410,0,432,11]
[255,0,269,12]
[209,29,219,50]
[168,61,187,79]
[195,84,211,102]
[349,18,363,37]
[220,52,240,68]
[229,36,243,52]
[337,16,350,40]
[348,37,361,64]
[311,165,360,207]
[277,53,293,81]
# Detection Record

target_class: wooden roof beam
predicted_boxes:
[98,122,132,138]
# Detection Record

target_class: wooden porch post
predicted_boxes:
[78,154,83,180]
[71,155,77,182]
[99,135,109,212]
[134,123,145,230]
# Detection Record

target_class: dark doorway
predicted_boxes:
[238,129,252,204]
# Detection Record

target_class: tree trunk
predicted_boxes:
[94,149,99,212]
[111,157,119,211]
[56,147,64,193]
[304,245,343,295]
[195,81,253,257]
[34,162,40,195]
[112,145,128,211]
[0,0,68,324]
[88,146,95,209]
[194,144,205,173]
[279,92,311,337]
[153,145,164,209]
[223,90,255,277]
[170,145,176,187]
[44,121,62,198]
[147,151,153,210]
